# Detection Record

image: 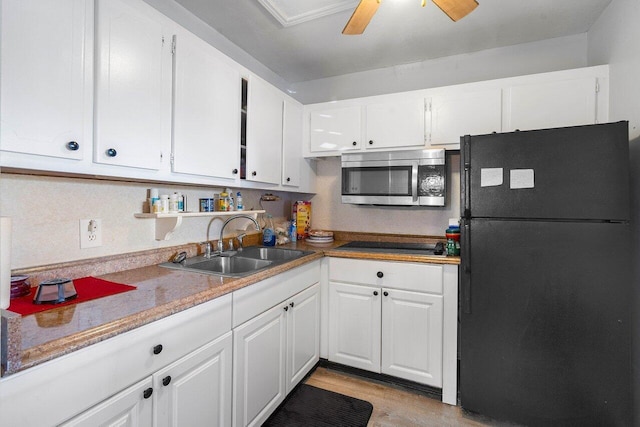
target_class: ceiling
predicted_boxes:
[174,0,612,84]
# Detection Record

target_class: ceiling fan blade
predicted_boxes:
[342,0,380,35]
[432,0,478,21]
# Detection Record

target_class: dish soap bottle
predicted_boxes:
[262,214,276,246]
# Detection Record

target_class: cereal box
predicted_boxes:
[292,201,311,240]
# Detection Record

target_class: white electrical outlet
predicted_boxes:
[80,219,102,249]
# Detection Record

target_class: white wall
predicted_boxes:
[291,34,589,104]
[311,154,460,236]
[587,0,640,422]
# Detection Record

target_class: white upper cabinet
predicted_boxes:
[304,66,609,157]
[503,76,599,132]
[171,28,240,180]
[94,0,171,170]
[365,97,426,149]
[309,106,361,153]
[282,100,303,187]
[245,76,284,184]
[0,0,93,160]
[427,88,502,148]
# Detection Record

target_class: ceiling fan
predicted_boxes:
[343,0,479,35]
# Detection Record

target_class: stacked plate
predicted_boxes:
[306,230,334,244]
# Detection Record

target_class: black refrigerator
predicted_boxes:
[459,121,632,427]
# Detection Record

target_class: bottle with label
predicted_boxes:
[289,219,297,242]
[262,214,276,246]
[149,188,159,213]
[219,192,228,211]
[177,193,185,212]
[169,193,179,213]
[160,195,170,213]
[227,192,234,211]
[236,192,243,211]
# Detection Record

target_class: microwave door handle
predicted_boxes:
[412,164,419,202]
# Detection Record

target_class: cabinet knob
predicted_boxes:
[106,148,117,157]
[368,140,374,145]
[284,305,289,311]
[377,271,384,278]
[143,388,153,399]
[352,141,357,146]
[373,291,378,296]
[162,376,172,386]
[153,344,163,355]
[66,141,79,151]
[286,177,291,182]
[232,168,238,174]
[383,291,389,297]
[290,302,294,308]
[252,171,257,176]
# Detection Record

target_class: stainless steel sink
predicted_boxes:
[238,246,307,261]
[159,246,313,277]
[188,256,272,275]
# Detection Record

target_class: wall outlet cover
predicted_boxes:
[80,219,103,249]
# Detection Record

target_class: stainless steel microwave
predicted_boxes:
[341,149,446,206]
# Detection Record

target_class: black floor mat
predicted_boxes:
[263,384,374,427]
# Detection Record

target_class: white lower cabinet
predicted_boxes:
[328,258,445,388]
[328,282,381,372]
[62,332,232,427]
[233,283,320,427]
[60,377,154,426]
[381,288,443,387]
[153,332,232,427]
[0,295,233,427]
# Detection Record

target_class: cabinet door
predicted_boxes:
[309,106,361,152]
[245,77,283,184]
[172,30,240,180]
[286,283,320,393]
[365,98,425,149]
[60,377,153,426]
[233,303,287,427]
[0,0,92,160]
[94,0,170,170]
[328,282,381,372]
[155,332,232,427]
[503,77,598,132]
[428,89,502,148]
[282,99,303,187]
[381,288,443,387]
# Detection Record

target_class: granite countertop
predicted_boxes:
[2,236,460,377]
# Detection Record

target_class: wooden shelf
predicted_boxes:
[135,210,265,240]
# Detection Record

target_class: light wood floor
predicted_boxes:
[305,367,509,427]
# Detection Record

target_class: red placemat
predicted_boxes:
[8,277,137,316]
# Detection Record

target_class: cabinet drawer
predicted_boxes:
[329,258,443,294]
[233,260,320,327]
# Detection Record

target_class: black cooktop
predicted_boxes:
[334,241,445,256]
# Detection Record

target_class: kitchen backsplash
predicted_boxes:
[0,173,298,270]
[310,154,460,236]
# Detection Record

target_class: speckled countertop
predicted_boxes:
[1,233,459,377]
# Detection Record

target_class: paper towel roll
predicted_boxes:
[0,217,11,309]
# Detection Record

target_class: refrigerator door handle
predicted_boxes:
[462,135,471,218]
[461,220,471,313]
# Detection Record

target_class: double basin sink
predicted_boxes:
[159,246,313,278]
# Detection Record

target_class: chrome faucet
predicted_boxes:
[218,215,261,253]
